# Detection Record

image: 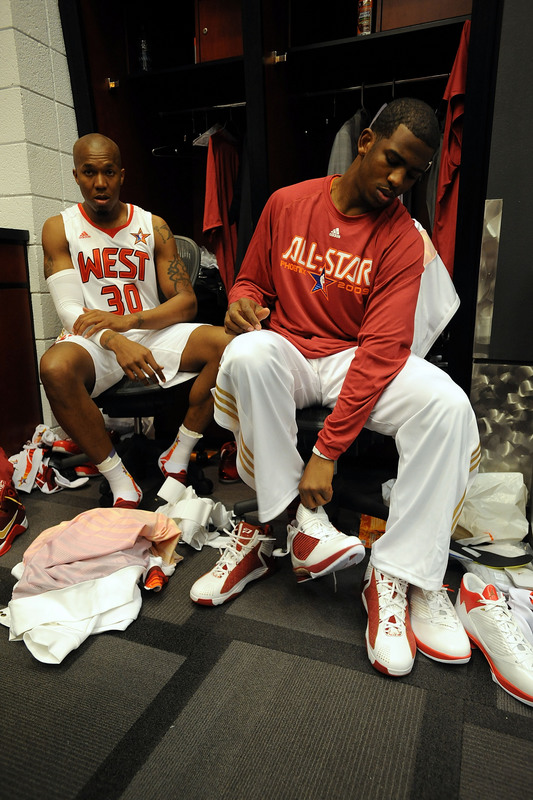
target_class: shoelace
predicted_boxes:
[423,586,457,627]
[376,573,409,635]
[212,524,274,577]
[480,594,533,662]
[299,513,339,542]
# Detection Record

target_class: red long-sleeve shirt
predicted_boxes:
[229,176,425,461]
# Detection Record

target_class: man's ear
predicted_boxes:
[358,128,376,156]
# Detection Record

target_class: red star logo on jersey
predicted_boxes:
[131,228,150,245]
[309,268,335,298]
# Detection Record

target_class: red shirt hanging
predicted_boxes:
[203,129,239,295]
[432,20,471,277]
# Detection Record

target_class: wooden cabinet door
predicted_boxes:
[0,235,42,456]
[195,0,243,63]
[380,0,472,31]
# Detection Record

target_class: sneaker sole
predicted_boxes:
[190,565,275,606]
[466,631,533,706]
[414,637,471,664]
[293,543,365,583]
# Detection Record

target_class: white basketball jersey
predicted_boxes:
[61,203,160,314]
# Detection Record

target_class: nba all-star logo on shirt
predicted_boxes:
[281,234,373,298]
[131,228,150,245]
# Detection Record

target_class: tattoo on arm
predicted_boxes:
[167,255,191,295]
[154,222,173,243]
[135,313,145,328]
[101,331,118,349]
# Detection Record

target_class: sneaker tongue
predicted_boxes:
[386,615,402,635]
[235,521,257,549]
[482,584,499,601]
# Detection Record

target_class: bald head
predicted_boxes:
[72,133,125,221]
[73,133,122,169]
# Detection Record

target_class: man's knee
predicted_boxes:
[40,346,66,388]
[182,325,232,369]
[40,344,94,394]
[221,331,279,375]
[422,373,476,432]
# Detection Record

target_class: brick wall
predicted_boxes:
[0,0,79,429]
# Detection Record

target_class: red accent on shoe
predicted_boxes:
[218,441,240,483]
[114,498,142,509]
[362,565,416,677]
[164,469,188,486]
[291,531,319,561]
[74,463,99,477]
[144,566,169,592]
[0,484,28,556]
[190,521,276,606]
[51,439,82,455]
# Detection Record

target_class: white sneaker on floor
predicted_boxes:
[455,573,533,707]
[287,505,365,583]
[190,519,277,606]
[409,585,471,664]
[361,563,416,677]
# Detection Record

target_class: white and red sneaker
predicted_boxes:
[0,483,28,556]
[287,505,365,583]
[409,585,471,664]
[158,442,189,485]
[51,438,82,455]
[164,468,188,486]
[144,565,169,592]
[190,520,277,606]
[361,563,416,677]
[455,573,533,707]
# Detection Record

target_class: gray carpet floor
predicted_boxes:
[1,453,532,800]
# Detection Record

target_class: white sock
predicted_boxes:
[158,425,202,476]
[96,450,142,505]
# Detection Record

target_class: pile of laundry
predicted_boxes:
[0,473,234,664]
[0,507,182,664]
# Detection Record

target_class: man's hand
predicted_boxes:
[298,453,335,509]
[224,298,270,335]
[101,332,165,384]
[73,307,139,338]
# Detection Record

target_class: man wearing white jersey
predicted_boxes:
[191,99,481,679]
[40,133,232,508]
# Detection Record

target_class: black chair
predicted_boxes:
[233,406,397,526]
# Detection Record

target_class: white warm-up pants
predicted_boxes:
[214,330,481,590]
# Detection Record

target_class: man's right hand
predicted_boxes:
[102,332,165,384]
[224,298,270,334]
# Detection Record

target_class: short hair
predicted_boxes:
[371,97,440,152]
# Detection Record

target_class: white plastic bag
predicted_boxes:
[456,472,529,543]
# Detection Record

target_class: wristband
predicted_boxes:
[312,445,333,461]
